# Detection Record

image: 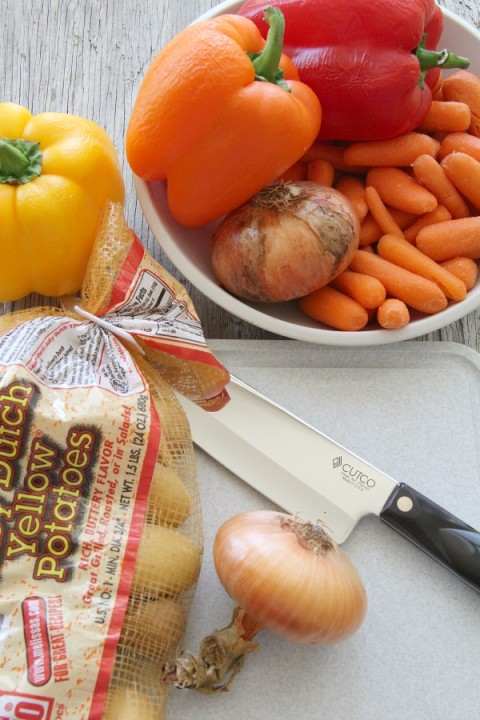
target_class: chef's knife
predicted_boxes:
[177,375,480,593]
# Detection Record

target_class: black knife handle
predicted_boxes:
[380,483,480,592]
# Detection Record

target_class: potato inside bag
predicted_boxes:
[0,204,229,720]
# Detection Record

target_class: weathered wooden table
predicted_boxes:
[2,0,479,346]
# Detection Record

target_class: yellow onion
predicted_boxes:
[211,181,360,303]
[213,510,367,644]
[163,511,367,693]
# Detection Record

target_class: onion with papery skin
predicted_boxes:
[211,181,360,303]
[162,511,367,693]
[214,510,367,644]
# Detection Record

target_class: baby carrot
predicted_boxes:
[441,70,480,137]
[366,167,438,215]
[376,298,410,330]
[359,208,418,246]
[302,143,366,174]
[432,71,444,101]
[365,185,405,238]
[437,131,480,162]
[307,158,335,186]
[359,214,383,246]
[440,257,479,291]
[335,175,369,221]
[416,216,480,261]
[330,269,387,309]
[403,205,452,243]
[377,233,467,302]
[440,152,480,210]
[411,154,470,219]
[415,100,471,133]
[359,214,378,246]
[276,160,307,182]
[343,132,439,167]
[298,285,369,331]
[349,249,448,314]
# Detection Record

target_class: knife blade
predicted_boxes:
[176,374,480,593]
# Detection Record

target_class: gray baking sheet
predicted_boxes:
[168,340,480,720]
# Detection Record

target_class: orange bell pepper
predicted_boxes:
[126,7,321,227]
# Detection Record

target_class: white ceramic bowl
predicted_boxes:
[134,0,480,346]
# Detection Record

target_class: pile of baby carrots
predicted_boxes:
[286,69,480,331]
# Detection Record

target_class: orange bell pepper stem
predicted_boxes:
[249,6,290,90]
[126,7,321,227]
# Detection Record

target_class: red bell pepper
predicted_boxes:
[238,0,470,141]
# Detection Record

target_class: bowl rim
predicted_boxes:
[134,4,480,347]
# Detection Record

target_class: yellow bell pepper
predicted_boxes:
[0,102,125,301]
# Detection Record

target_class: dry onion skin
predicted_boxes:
[211,181,360,303]
[163,511,367,693]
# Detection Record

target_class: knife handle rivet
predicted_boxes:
[397,496,414,513]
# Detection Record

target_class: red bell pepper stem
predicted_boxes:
[415,34,470,88]
[0,138,42,184]
[249,6,290,91]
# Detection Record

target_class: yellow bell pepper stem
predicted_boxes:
[0,138,42,184]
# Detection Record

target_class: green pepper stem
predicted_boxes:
[249,6,290,91]
[252,7,284,82]
[0,137,43,185]
[416,45,470,71]
[415,34,470,88]
[0,139,29,177]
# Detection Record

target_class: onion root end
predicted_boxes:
[162,607,261,693]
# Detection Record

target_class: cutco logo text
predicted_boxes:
[333,456,376,491]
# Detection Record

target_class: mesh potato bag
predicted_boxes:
[0,203,230,720]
